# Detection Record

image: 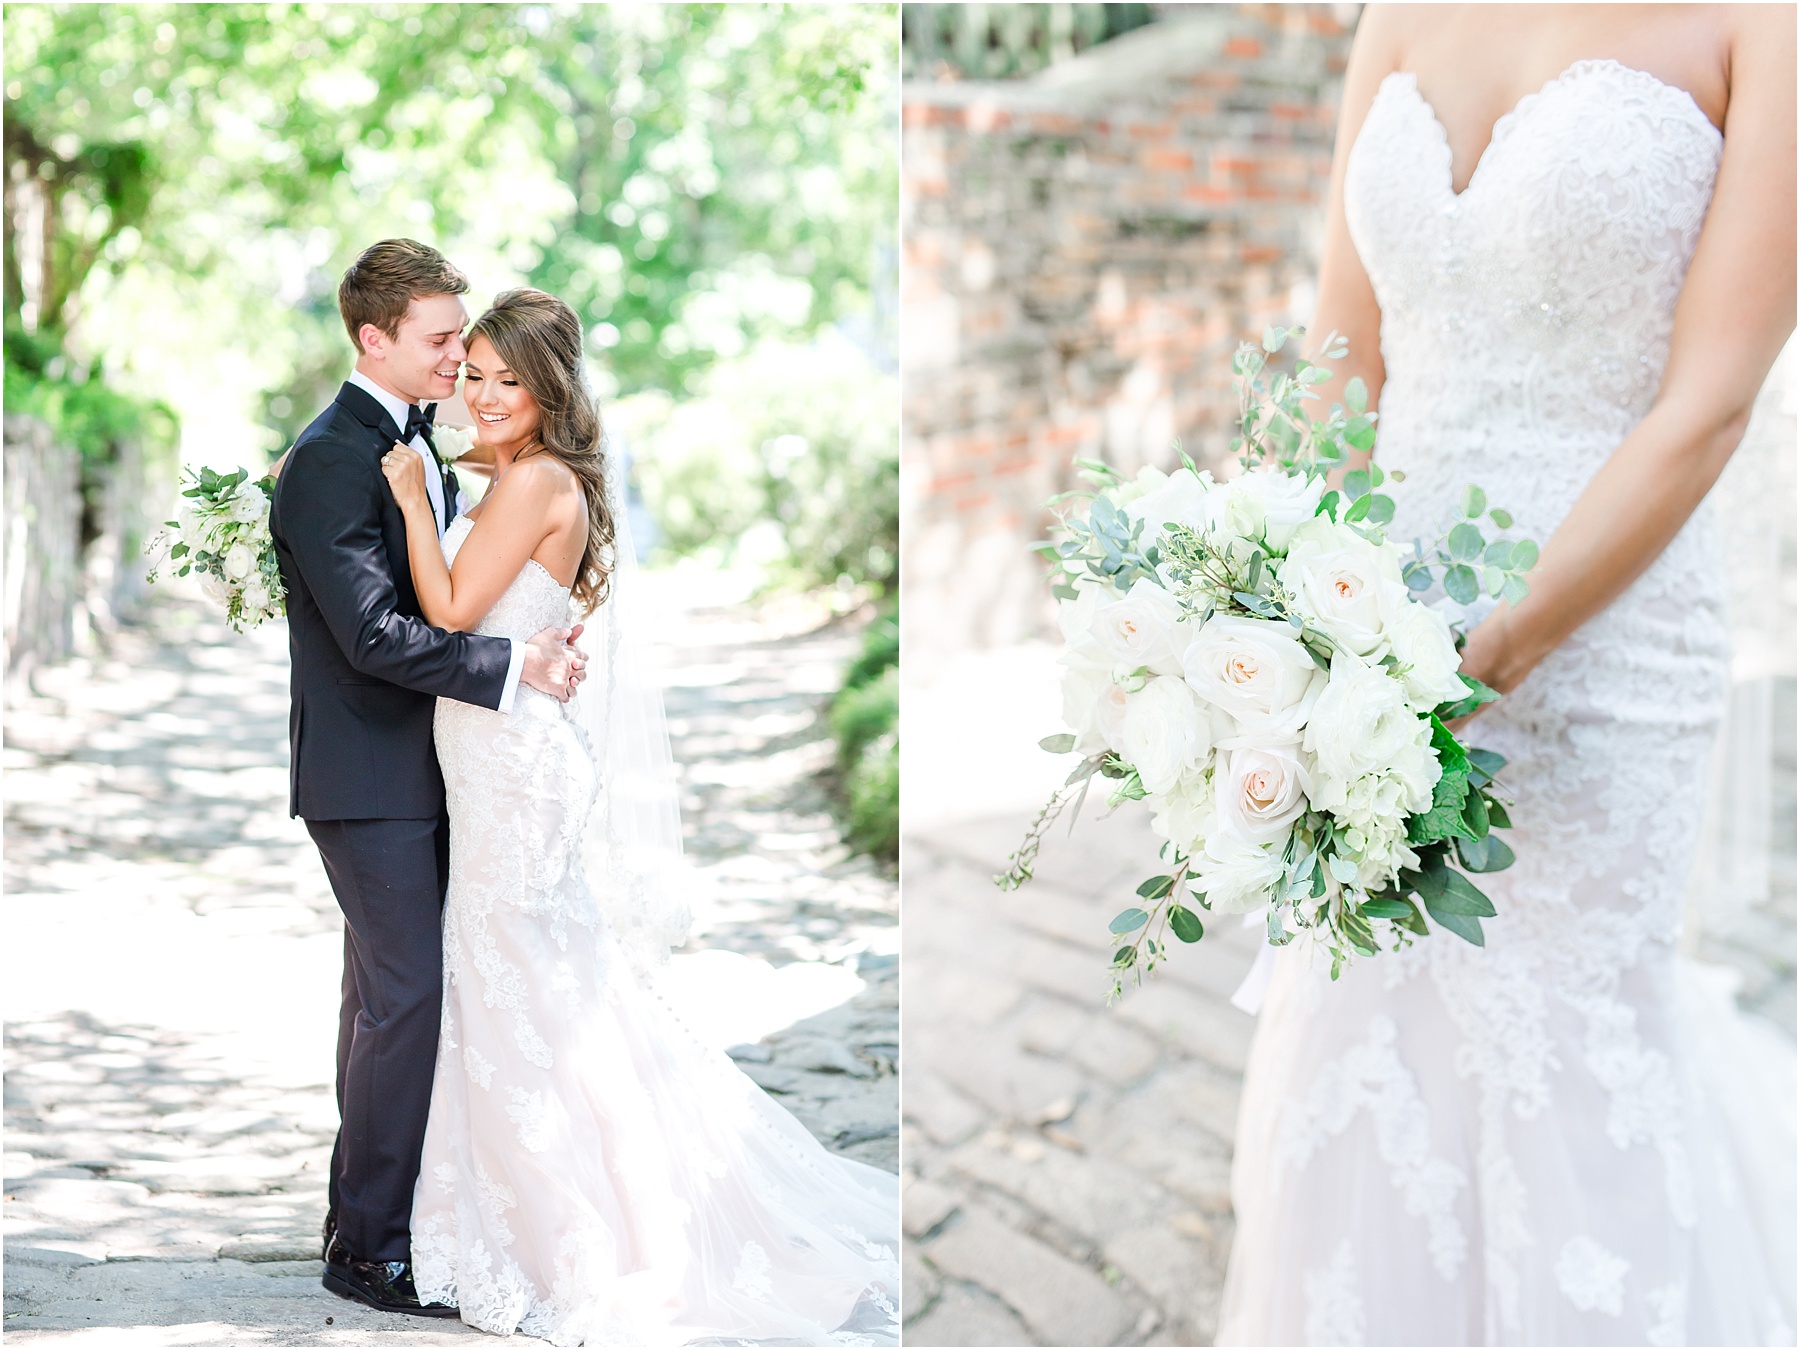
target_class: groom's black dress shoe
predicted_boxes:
[323,1252,459,1318]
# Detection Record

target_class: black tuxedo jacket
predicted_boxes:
[270,382,513,820]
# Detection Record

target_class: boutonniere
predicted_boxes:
[433,425,477,464]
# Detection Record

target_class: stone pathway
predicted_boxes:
[4,567,896,1345]
[900,664,1796,1347]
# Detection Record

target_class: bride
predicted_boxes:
[1217,6,1794,1346]
[377,288,898,1346]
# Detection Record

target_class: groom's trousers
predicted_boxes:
[306,814,449,1264]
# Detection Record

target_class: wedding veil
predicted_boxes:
[568,432,694,967]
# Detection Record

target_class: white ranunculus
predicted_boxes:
[1182,614,1327,738]
[1280,518,1408,661]
[1219,467,1326,552]
[1193,824,1285,914]
[228,488,269,526]
[1090,577,1188,677]
[1215,741,1312,844]
[222,542,256,582]
[1121,675,1210,795]
[1385,598,1467,711]
[1304,654,1429,788]
[1123,466,1214,535]
[1150,770,1215,856]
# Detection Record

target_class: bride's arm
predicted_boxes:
[1297,6,1404,447]
[380,447,561,632]
[1459,7,1796,697]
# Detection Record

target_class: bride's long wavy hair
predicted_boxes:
[470,288,616,612]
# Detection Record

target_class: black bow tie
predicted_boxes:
[402,402,438,447]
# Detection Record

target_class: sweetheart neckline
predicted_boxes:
[444,514,573,594]
[1376,57,1722,204]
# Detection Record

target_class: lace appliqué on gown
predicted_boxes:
[1217,60,1794,1347]
[411,517,898,1347]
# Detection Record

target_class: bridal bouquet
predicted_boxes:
[148,465,284,631]
[995,328,1537,995]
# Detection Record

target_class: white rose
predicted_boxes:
[1193,824,1285,914]
[1060,656,1128,757]
[222,542,256,581]
[200,572,230,604]
[242,576,271,611]
[1385,598,1467,711]
[228,488,268,526]
[1280,518,1408,660]
[1123,466,1213,536]
[1219,466,1325,552]
[434,424,476,461]
[1150,770,1215,857]
[1182,614,1327,738]
[1215,741,1312,844]
[1120,675,1210,795]
[1304,654,1431,790]
[1056,575,1110,646]
[1090,577,1188,677]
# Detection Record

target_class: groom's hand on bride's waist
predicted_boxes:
[521,623,588,703]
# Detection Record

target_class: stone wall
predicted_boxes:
[5,415,83,677]
[901,4,1356,676]
[5,412,156,681]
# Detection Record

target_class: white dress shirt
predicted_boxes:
[347,368,525,712]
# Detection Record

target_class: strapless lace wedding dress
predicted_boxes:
[1217,61,1795,1347]
[412,516,898,1346]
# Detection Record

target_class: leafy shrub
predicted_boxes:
[846,733,898,860]
[830,664,898,775]
[828,605,899,863]
[612,330,897,591]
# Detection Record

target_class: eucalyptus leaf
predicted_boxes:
[1110,907,1151,934]
[1345,376,1368,414]
[1342,468,1371,501]
[1039,734,1077,754]
[1366,494,1396,526]
[1443,564,1479,605]
[1448,522,1484,561]
[1169,906,1204,943]
[1136,875,1176,900]
[1464,485,1487,518]
[1511,539,1540,570]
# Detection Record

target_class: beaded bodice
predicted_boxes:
[1346,60,1722,550]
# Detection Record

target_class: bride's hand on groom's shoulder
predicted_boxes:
[521,623,588,703]
[380,441,430,515]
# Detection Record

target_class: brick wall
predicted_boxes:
[902,4,1356,676]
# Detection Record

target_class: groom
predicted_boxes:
[270,238,585,1317]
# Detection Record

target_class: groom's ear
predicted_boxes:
[359,322,391,359]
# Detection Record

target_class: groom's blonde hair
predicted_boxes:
[338,239,469,353]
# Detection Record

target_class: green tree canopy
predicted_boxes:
[4,3,896,429]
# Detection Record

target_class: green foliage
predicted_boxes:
[829,664,898,777]
[5,327,176,471]
[902,3,1153,80]
[616,333,897,588]
[845,731,898,861]
[5,2,897,457]
[827,606,899,863]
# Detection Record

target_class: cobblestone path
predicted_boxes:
[4,569,896,1345]
[901,679,1795,1347]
